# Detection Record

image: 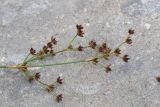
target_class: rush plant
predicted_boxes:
[0,24,135,102]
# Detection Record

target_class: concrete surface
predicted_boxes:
[0,0,160,107]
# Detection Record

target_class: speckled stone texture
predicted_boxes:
[0,0,160,107]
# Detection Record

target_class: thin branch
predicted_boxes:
[68,35,77,46]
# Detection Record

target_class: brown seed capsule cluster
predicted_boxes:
[77,45,83,51]
[106,29,135,65]
[114,48,121,55]
[105,64,112,73]
[125,29,134,44]
[84,29,134,73]
[88,40,111,55]
[123,55,130,62]
[30,48,36,55]
[56,94,63,102]
[54,76,64,102]
[89,40,97,49]
[76,24,84,37]
[51,36,57,45]
[29,36,57,58]
[34,72,41,80]
[126,37,132,44]
[32,71,64,102]
[47,76,63,89]
[56,76,64,84]
[128,29,134,35]
[99,43,111,54]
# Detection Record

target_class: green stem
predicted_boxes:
[24,46,90,64]
[23,53,31,63]
[23,34,84,64]
[24,49,67,63]
[0,66,9,68]
[37,80,49,86]
[96,63,105,68]
[27,60,86,68]
[0,52,106,69]
[26,53,107,68]
[114,41,125,50]
[110,34,130,53]
[24,55,37,63]
[68,35,77,46]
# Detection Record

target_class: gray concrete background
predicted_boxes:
[0,0,160,107]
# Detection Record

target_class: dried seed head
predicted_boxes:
[156,76,160,82]
[57,76,64,84]
[128,29,134,35]
[126,37,132,44]
[99,43,111,54]
[114,48,121,55]
[35,72,41,80]
[30,48,36,55]
[46,84,55,92]
[105,64,112,73]
[102,43,107,48]
[56,94,63,102]
[123,55,130,62]
[98,47,103,53]
[43,46,49,54]
[77,45,83,51]
[89,40,97,49]
[47,42,53,49]
[76,24,84,37]
[50,49,55,55]
[51,36,57,45]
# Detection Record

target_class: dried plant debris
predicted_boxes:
[0,24,135,102]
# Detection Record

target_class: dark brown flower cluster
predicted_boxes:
[99,43,111,54]
[84,29,134,73]
[30,36,57,58]
[76,24,84,37]
[31,71,64,102]
[89,40,97,49]
[56,94,63,102]
[25,72,40,82]
[128,29,134,35]
[35,72,40,80]
[114,29,134,62]
[45,76,64,102]
[57,76,64,84]
[77,45,83,51]
[126,29,134,44]
[30,48,36,55]
[123,55,130,62]
[114,48,121,55]
[88,40,112,55]
[105,64,112,73]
